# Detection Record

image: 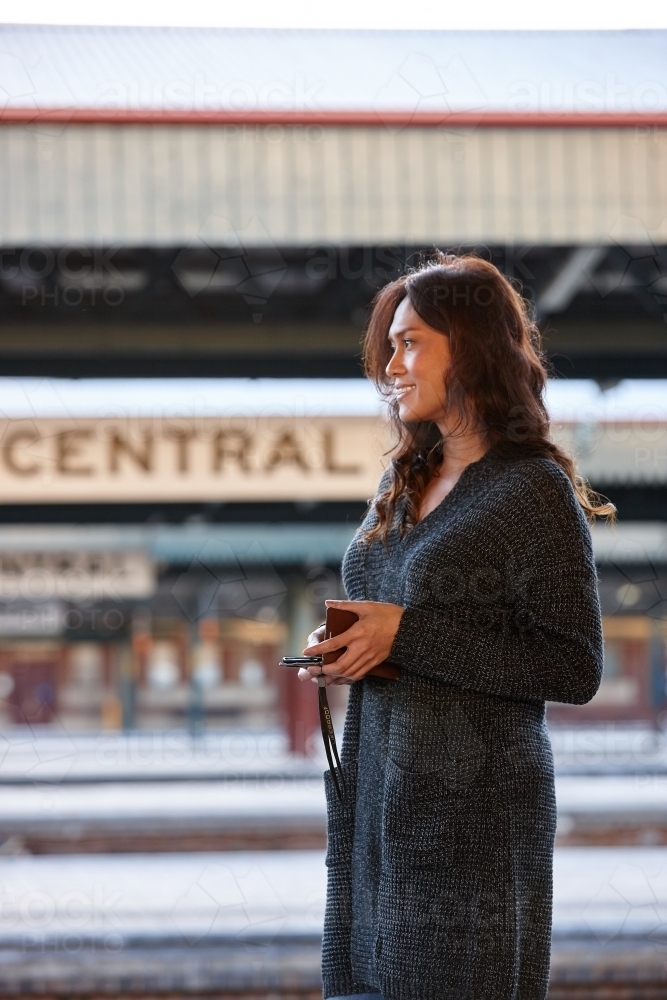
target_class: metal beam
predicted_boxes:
[537,247,607,316]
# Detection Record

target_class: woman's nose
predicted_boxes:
[386,350,404,378]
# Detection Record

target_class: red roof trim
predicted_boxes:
[1,108,667,128]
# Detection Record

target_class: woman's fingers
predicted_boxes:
[302,600,404,680]
[305,626,326,647]
[303,627,359,656]
[299,666,340,685]
[325,599,371,617]
[306,640,375,681]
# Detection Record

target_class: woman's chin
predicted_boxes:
[398,399,425,423]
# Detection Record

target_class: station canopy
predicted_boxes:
[0,26,666,246]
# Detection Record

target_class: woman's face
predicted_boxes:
[386,297,452,424]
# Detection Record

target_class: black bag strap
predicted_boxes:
[317,675,345,801]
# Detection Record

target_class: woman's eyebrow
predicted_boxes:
[388,326,418,338]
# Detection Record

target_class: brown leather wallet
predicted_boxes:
[324,607,400,681]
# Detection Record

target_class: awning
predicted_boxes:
[0,522,663,566]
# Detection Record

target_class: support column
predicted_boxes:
[280,574,320,756]
[118,642,136,731]
[188,618,204,737]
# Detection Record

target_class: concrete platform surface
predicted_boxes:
[0,848,663,995]
[0,730,324,784]
[2,774,667,853]
[550,727,667,775]
[0,726,666,785]
[0,847,664,945]
[0,778,327,852]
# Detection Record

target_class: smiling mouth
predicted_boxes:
[394,385,416,397]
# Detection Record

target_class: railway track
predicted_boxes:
[2,992,666,1000]
[4,823,667,855]
[0,943,663,1000]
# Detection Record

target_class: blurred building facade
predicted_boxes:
[0,26,665,734]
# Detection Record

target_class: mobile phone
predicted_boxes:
[279,655,324,667]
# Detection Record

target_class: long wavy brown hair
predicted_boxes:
[363,252,615,543]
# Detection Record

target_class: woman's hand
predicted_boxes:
[301,600,405,683]
[297,623,334,684]
[306,622,326,649]
[297,622,352,685]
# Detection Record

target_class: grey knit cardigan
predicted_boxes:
[321,450,603,1000]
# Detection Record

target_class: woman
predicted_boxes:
[299,253,611,1000]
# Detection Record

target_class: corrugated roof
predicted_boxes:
[3,123,665,245]
[0,25,665,120]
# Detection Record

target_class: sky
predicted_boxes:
[1,0,666,30]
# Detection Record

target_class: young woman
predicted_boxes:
[299,253,611,1000]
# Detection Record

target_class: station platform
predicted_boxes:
[0,726,665,786]
[0,779,326,853]
[1,772,667,854]
[0,848,663,998]
[0,730,324,785]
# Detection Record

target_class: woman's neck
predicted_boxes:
[435,417,489,476]
[416,420,489,522]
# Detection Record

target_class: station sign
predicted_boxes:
[0,603,64,637]
[0,551,156,602]
[0,416,389,503]
[0,416,662,506]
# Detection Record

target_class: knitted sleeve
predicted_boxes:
[389,461,604,705]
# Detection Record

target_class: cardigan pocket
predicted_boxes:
[324,760,358,867]
[381,757,455,873]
